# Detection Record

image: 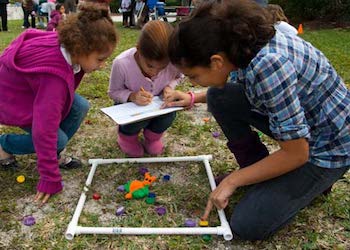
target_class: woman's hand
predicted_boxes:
[162,90,192,108]
[129,88,153,105]
[34,191,51,207]
[201,174,238,220]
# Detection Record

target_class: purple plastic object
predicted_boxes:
[184,219,196,227]
[117,185,125,192]
[116,206,125,216]
[23,215,36,226]
[162,174,171,182]
[212,131,220,138]
[155,206,166,216]
[139,167,149,175]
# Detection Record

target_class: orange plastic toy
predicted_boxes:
[124,172,157,199]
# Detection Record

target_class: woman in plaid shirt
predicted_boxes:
[165,0,350,241]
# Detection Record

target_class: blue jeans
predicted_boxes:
[119,112,176,135]
[207,84,349,240]
[0,94,90,155]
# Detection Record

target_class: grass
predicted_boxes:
[0,21,349,249]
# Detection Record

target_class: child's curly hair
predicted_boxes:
[169,0,275,69]
[57,2,118,57]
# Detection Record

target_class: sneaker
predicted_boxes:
[59,157,82,169]
[0,156,20,171]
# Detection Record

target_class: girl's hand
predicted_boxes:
[201,174,238,220]
[162,86,173,101]
[129,89,153,105]
[34,191,51,207]
[162,90,192,108]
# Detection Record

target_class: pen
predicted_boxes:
[140,86,145,92]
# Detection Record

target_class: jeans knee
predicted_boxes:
[72,94,90,118]
[57,131,68,152]
[230,206,272,241]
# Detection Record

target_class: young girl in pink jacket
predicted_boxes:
[109,20,183,157]
[0,3,117,205]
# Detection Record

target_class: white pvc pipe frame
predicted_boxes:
[65,155,233,241]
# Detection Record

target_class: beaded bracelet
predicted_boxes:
[187,91,195,109]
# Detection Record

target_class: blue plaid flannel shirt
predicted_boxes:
[231,31,350,168]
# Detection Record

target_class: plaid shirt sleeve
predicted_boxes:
[249,53,311,141]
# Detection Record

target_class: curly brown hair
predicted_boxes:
[57,2,118,58]
[138,20,174,61]
[169,0,275,69]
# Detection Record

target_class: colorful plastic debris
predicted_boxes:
[145,192,156,204]
[85,119,92,125]
[23,215,36,226]
[203,117,210,122]
[184,219,196,227]
[212,131,220,138]
[92,193,101,200]
[162,174,171,182]
[199,220,209,227]
[155,206,166,216]
[16,175,25,183]
[202,234,212,242]
[115,206,125,216]
[117,185,125,192]
[139,167,149,175]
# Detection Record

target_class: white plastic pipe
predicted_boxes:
[65,187,88,240]
[88,155,212,165]
[74,225,232,240]
[66,155,234,241]
[203,158,233,241]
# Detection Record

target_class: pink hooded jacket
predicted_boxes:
[0,29,84,194]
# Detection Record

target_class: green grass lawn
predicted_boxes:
[0,21,349,249]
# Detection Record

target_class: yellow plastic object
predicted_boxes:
[16,175,25,183]
[199,220,209,227]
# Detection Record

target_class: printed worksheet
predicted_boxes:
[101,96,184,125]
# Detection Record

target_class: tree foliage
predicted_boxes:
[269,0,350,21]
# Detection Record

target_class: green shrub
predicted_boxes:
[269,0,350,21]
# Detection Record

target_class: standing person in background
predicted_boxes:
[0,0,9,31]
[22,0,36,28]
[0,3,118,205]
[127,0,135,27]
[266,4,297,36]
[120,0,131,27]
[47,0,56,20]
[46,3,65,31]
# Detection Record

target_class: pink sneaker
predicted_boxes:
[143,129,164,155]
[118,131,144,157]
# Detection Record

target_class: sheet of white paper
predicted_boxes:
[101,96,184,125]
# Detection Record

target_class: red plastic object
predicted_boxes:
[93,193,101,200]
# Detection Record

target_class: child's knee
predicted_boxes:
[57,131,68,152]
[72,94,90,117]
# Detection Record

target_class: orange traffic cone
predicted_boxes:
[297,24,304,34]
